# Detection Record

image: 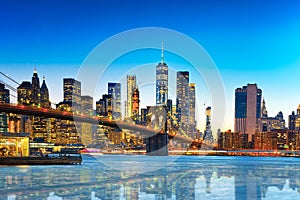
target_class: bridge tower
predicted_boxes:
[145,106,168,156]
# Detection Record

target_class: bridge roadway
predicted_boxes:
[0,103,195,144]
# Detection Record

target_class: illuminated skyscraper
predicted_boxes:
[63,78,81,110]
[175,72,197,139]
[156,42,168,106]
[81,95,93,146]
[31,72,52,142]
[131,86,140,122]
[176,71,189,125]
[17,81,32,106]
[203,107,214,143]
[258,99,286,132]
[31,68,40,106]
[0,83,9,132]
[108,82,121,120]
[40,76,51,108]
[126,75,136,118]
[140,108,148,124]
[17,81,32,135]
[96,94,112,117]
[189,83,196,135]
[234,84,262,142]
[289,111,296,130]
[56,78,82,144]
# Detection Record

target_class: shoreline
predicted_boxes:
[83,149,300,157]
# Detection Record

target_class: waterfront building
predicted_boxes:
[156,42,168,106]
[234,84,262,142]
[0,83,9,132]
[126,75,136,118]
[108,82,121,120]
[217,130,242,150]
[254,130,290,150]
[0,132,29,157]
[218,130,251,150]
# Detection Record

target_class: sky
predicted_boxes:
[1,0,300,131]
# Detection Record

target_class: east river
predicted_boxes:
[0,155,300,199]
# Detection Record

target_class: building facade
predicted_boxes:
[0,83,9,132]
[176,71,196,139]
[234,84,262,142]
[108,82,121,120]
[56,78,82,144]
[81,95,93,146]
[126,75,136,118]
[156,43,168,106]
[131,86,140,122]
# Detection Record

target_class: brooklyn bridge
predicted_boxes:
[0,71,207,156]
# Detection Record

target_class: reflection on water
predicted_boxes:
[0,155,300,200]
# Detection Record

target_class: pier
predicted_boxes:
[0,155,82,165]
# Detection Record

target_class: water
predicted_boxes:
[1,155,300,200]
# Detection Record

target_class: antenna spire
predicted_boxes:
[161,41,164,64]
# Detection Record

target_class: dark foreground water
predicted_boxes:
[0,155,300,200]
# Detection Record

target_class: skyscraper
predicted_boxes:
[289,111,296,130]
[203,107,214,143]
[259,99,286,132]
[17,81,32,134]
[156,42,168,106]
[96,94,112,117]
[63,78,81,109]
[31,68,40,106]
[234,84,262,142]
[56,78,82,144]
[189,83,196,135]
[126,75,136,118]
[17,81,32,106]
[40,76,51,108]
[131,86,140,122]
[108,82,121,120]
[81,95,93,146]
[176,71,189,126]
[0,83,9,132]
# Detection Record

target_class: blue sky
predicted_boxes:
[1,0,300,131]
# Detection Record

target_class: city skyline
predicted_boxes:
[1,0,300,131]
[2,1,300,199]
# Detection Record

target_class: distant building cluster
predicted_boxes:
[2,46,300,152]
[218,83,300,150]
[0,43,203,150]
